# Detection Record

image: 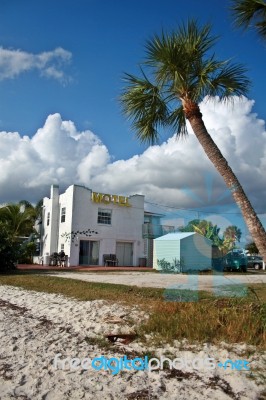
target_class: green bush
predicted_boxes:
[157,258,184,273]
[18,241,36,264]
[0,222,19,272]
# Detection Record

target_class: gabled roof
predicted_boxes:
[155,232,196,240]
[155,232,213,245]
[144,211,165,217]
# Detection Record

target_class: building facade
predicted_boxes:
[41,184,147,267]
[143,211,175,266]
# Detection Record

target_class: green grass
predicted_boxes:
[0,273,166,302]
[0,272,265,349]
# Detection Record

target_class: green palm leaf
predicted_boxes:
[121,72,169,144]
[120,20,250,142]
[231,0,266,39]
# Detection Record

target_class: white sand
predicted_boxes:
[0,285,265,400]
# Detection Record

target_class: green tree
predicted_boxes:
[245,241,259,253]
[179,219,202,232]
[179,219,222,246]
[0,203,36,240]
[34,199,43,220]
[179,218,242,254]
[224,225,242,243]
[231,0,266,39]
[179,219,241,254]
[0,222,19,271]
[120,20,266,261]
[193,222,222,247]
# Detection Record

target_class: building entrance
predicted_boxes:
[79,240,99,265]
[116,242,133,266]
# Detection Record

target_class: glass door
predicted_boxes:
[116,242,133,266]
[79,240,99,265]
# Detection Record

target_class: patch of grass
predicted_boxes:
[247,284,266,303]
[84,336,113,351]
[139,295,266,349]
[0,274,166,304]
[0,273,265,349]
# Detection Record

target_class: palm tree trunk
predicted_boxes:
[184,101,266,262]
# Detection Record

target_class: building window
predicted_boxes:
[47,212,50,226]
[97,208,112,225]
[61,207,66,223]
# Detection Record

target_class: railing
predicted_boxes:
[142,223,175,239]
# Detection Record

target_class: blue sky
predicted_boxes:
[0,0,265,157]
[0,0,266,243]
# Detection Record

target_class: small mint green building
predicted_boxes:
[153,232,212,272]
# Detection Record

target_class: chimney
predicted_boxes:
[50,184,59,200]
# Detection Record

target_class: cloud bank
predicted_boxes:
[0,97,265,216]
[0,47,72,83]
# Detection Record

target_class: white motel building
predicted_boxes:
[40,184,174,267]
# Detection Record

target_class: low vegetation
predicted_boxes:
[0,223,20,271]
[0,201,42,269]
[0,273,265,349]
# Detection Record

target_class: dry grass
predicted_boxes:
[0,272,265,349]
[0,273,166,303]
[140,298,266,348]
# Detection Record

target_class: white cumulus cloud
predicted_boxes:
[88,96,266,214]
[0,97,265,218]
[0,113,109,202]
[0,46,72,83]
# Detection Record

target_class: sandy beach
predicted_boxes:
[0,284,265,400]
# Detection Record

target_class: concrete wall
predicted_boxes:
[41,184,145,266]
[42,185,60,258]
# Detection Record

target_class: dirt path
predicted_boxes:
[45,271,266,293]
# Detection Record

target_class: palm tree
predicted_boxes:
[224,225,242,243]
[231,0,266,39]
[120,20,266,261]
[0,203,36,240]
[193,222,222,247]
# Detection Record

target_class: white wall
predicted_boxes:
[41,185,59,258]
[41,184,145,266]
[57,185,75,265]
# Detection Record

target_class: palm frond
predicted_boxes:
[167,106,188,138]
[256,17,266,36]
[144,31,186,87]
[187,57,227,100]
[206,62,251,100]
[120,72,169,144]
[144,20,218,88]
[177,20,217,58]
[120,19,250,140]
[231,0,266,38]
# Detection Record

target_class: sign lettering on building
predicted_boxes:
[91,192,131,207]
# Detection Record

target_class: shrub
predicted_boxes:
[0,222,19,272]
[157,258,184,273]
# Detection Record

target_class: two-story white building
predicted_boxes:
[41,184,147,267]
